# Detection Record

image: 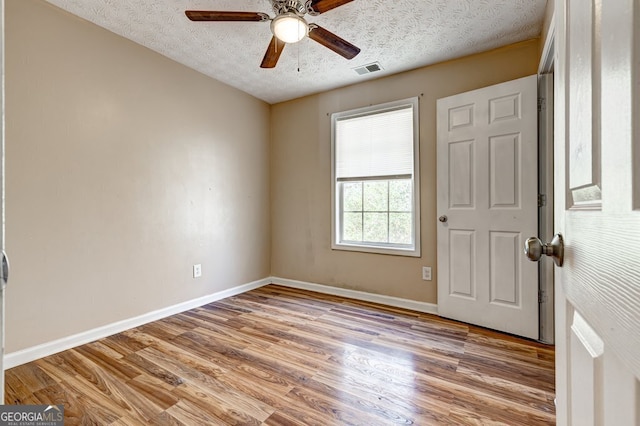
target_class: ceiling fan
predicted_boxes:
[185,0,361,68]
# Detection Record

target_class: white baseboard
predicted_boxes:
[270,277,438,315]
[5,276,437,369]
[4,277,271,369]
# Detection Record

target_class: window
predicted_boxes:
[331,97,420,256]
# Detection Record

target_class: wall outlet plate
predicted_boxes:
[422,266,432,281]
[193,264,202,278]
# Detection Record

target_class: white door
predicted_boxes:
[552,0,640,424]
[436,75,539,339]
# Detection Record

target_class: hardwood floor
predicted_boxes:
[5,285,555,425]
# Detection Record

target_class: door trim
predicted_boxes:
[538,73,555,344]
[537,13,556,344]
[0,0,6,403]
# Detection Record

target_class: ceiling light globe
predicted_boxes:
[271,13,308,43]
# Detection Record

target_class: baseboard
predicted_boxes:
[5,276,437,369]
[270,277,439,315]
[4,277,271,369]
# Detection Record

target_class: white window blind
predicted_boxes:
[335,105,414,180]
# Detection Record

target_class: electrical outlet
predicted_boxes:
[422,266,432,281]
[193,264,202,278]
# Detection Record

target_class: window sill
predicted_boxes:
[331,242,421,257]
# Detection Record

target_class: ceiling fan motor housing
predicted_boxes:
[271,0,313,16]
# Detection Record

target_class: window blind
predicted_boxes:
[335,105,414,180]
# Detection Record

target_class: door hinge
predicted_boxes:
[538,290,548,304]
[538,194,547,207]
[538,97,546,112]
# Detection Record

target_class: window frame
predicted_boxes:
[330,97,421,257]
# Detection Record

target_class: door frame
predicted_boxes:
[537,15,556,344]
[0,0,6,404]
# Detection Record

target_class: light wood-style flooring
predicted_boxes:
[5,284,555,425]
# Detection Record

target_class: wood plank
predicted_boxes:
[125,375,180,410]
[136,347,275,422]
[120,353,184,388]
[163,399,228,426]
[147,410,186,426]
[5,369,39,405]
[171,382,263,425]
[100,331,151,357]
[5,362,57,394]
[73,345,141,382]
[35,350,96,383]
[33,384,105,426]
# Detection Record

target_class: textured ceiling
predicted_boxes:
[44,0,547,104]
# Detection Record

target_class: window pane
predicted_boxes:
[363,181,388,211]
[389,213,412,244]
[342,182,362,211]
[363,212,388,243]
[389,179,412,212]
[343,212,362,241]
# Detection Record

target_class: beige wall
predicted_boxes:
[271,40,540,303]
[5,0,271,352]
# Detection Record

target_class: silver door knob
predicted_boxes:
[524,234,564,267]
[438,215,448,223]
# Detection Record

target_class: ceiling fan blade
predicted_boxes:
[261,37,286,68]
[309,0,354,14]
[308,25,360,59]
[185,11,268,22]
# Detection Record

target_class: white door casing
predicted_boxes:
[0,0,5,404]
[554,0,640,424]
[538,72,555,344]
[436,75,539,339]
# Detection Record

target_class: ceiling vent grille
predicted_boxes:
[353,62,383,75]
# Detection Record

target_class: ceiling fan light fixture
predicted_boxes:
[271,13,308,43]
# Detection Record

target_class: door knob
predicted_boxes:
[438,215,448,223]
[524,234,564,267]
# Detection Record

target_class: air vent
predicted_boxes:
[353,62,383,75]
